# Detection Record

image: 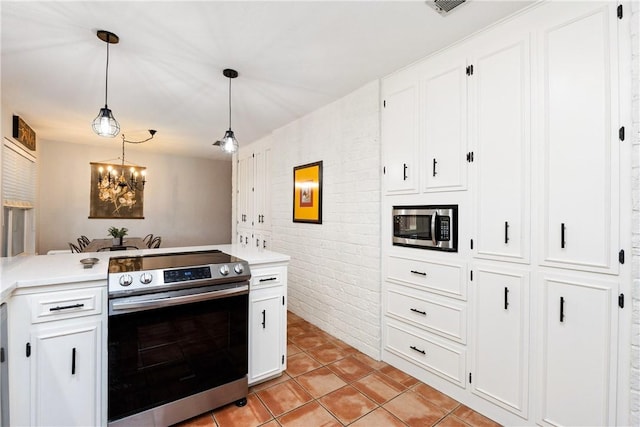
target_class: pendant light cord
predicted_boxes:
[228,76,232,130]
[104,33,110,106]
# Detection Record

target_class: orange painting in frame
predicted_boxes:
[293,161,322,224]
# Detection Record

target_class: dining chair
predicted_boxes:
[143,234,154,245]
[77,238,87,250]
[68,242,81,253]
[149,236,161,249]
[79,235,91,245]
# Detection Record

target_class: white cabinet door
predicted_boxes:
[470,265,529,418]
[539,273,618,426]
[422,55,467,192]
[254,147,271,230]
[236,154,251,229]
[382,80,419,194]
[249,288,284,384]
[539,2,619,273]
[472,35,530,262]
[32,321,101,427]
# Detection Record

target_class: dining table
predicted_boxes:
[81,238,148,252]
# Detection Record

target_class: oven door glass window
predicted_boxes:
[393,214,433,241]
[108,293,248,422]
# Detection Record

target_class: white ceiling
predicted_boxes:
[1,1,533,160]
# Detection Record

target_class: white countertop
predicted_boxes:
[0,244,290,303]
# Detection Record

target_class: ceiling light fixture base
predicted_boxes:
[223,69,238,79]
[97,30,119,44]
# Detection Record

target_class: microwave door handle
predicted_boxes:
[430,213,437,245]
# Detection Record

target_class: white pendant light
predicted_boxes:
[92,30,120,138]
[215,68,239,154]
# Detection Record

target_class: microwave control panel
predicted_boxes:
[436,216,450,241]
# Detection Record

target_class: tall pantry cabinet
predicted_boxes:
[380,2,630,426]
[236,139,272,250]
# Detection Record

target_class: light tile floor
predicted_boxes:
[175,311,501,427]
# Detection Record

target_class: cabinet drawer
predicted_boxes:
[30,288,103,323]
[387,255,466,299]
[385,321,466,387]
[251,267,285,289]
[386,288,466,343]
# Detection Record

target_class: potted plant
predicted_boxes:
[107,226,128,246]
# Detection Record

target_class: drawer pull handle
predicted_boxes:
[403,163,408,181]
[504,287,509,310]
[50,303,85,312]
[560,296,565,322]
[561,223,566,249]
[410,270,426,276]
[262,309,266,329]
[410,345,426,355]
[504,221,509,244]
[410,308,426,316]
[259,277,277,283]
[71,347,76,375]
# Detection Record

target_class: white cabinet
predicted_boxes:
[470,265,529,419]
[422,54,468,192]
[31,321,101,426]
[248,265,287,385]
[538,2,620,274]
[236,143,272,249]
[472,33,530,263]
[381,77,419,194]
[8,284,106,427]
[538,272,618,426]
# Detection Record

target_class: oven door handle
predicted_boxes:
[111,285,248,312]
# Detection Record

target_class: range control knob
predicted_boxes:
[233,264,244,275]
[140,272,153,284]
[119,274,133,287]
[219,264,230,276]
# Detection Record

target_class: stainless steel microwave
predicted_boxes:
[392,205,458,252]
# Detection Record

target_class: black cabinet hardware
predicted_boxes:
[560,223,566,249]
[261,310,266,329]
[245,236,248,245]
[466,152,474,162]
[410,270,426,276]
[432,158,438,177]
[617,4,623,19]
[470,239,474,250]
[410,345,426,355]
[466,65,474,76]
[403,163,408,181]
[410,308,427,316]
[263,240,267,249]
[71,348,76,375]
[469,373,472,383]
[26,343,31,358]
[619,249,625,264]
[256,238,259,248]
[259,277,277,282]
[0,347,5,363]
[619,126,625,141]
[619,293,625,309]
[560,296,565,322]
[504,287,509,310]
[504,221,509,244]
[50,303,84,312]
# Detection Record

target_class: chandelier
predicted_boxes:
[96,130,155,212]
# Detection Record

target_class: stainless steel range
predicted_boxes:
[107,250,250,427]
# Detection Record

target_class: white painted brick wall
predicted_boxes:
[631,0,640,424]
[269,81,381,359]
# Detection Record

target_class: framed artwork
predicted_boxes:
[293,161,323,224]
[88,162,145,219]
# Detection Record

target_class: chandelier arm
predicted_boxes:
[229,76,232,130]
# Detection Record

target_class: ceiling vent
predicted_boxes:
[426,0,468,16]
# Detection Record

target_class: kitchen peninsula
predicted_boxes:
[0,244,289,426]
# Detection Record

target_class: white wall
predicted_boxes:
[630,0,640,423]
[37,139,232,254]
[268,81,381,359]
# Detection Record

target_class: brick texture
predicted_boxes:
[269,81,381,359]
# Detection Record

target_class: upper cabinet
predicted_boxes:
[538,2,620,274]
[422,54,468,192]
[381,76,420,195]
[471,33,531,263]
